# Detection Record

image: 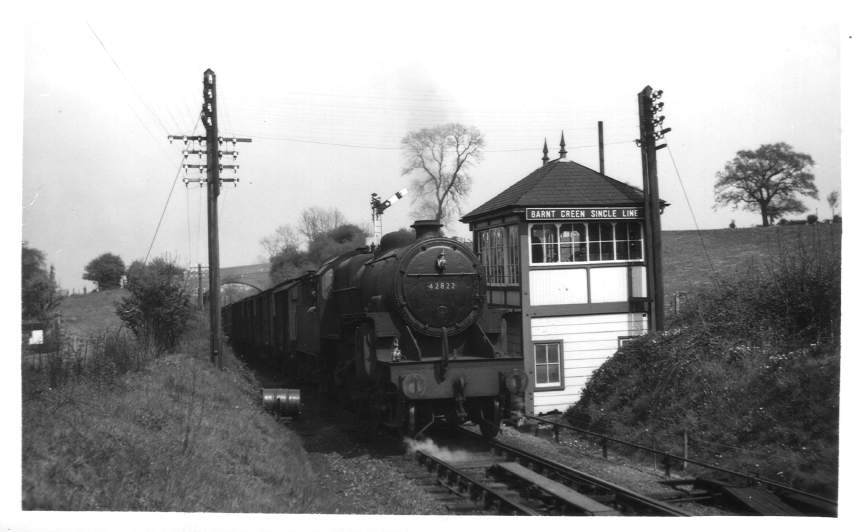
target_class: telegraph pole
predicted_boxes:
[169,69,251,369]
[636,86,670,332]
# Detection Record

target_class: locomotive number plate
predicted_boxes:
[426,281,457,291]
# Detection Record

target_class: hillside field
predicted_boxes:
[661,223,841,300]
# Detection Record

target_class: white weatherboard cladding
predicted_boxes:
[531,313,647,414]
[529,269,587,305]
[631,266,647,298]
[589,267,627,303]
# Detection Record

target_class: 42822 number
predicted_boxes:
[426,281,456,291]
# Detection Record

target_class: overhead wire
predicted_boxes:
[86,21,172,136]
[246,133,639,152]
[664,142,720,284]
[145,116,202,264]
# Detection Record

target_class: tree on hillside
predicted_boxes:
[268,221,368,285]
[299,207,346,241]
[260,225,301,259]
[269,246,314,284]
[116,258,191,351]
[22,243,61,321]
[827,190,839,218]
[401,123,484,225]
[713,143,817,226]
[83,252,126,290]
[306,224,368,264]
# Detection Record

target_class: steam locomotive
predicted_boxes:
[223,220,527,437]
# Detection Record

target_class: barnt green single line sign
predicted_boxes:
[525,207,643,221]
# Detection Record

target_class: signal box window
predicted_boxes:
[559,223,587,262]
[534,341,563,390]
[530,221,643,264]
[530,224,558,263]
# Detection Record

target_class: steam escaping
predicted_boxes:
[404,437,475,462]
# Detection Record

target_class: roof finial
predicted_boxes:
[541,138,549,166]
[559,130,567,159]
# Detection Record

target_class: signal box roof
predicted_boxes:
[461,160,658,223]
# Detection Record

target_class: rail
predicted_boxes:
[525,414,837,512]
[415,450,538,515]
[452,426,688,516]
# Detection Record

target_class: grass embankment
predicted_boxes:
[57,289,127,339]
[22,309,322,512]
[662,223,840,295]
[568,223,841,497]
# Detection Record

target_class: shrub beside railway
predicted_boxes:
[567,224,840,497]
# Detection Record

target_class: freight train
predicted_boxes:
[223,220,527,437]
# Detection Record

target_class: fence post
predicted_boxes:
[553,423,560,444]
[650,434,658,473]
[601,437,608,459]
[663,454,671,478]
[683,429,688,472]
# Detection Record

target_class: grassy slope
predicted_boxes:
[58,289,127,338]
[22,323,323,512]
[661,223,841,296]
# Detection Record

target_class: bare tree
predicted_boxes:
[299,207,345,241]
[260,225,301,258]
[714,143,817,226]
[401,123,484,225]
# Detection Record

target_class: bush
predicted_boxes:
[116,258,192,352]
[567,226,841,496]
[22,243,61,320]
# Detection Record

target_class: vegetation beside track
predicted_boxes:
[22,314,324,511]
[568,223,840,497]
[23,294,449,514]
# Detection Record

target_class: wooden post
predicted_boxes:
[683,429,689,471]
[553,423,560,444]
[650,434,658,473]
[197,263,203,309]
[637,86,665,331]
[203,69,223,370]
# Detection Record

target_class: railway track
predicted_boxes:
[409,425,691,516]
[524,415,838,517]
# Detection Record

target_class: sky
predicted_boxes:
[15,1,846,295]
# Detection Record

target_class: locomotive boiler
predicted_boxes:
[224,220,527,437]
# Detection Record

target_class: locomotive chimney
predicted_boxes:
[411,219,444,239]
